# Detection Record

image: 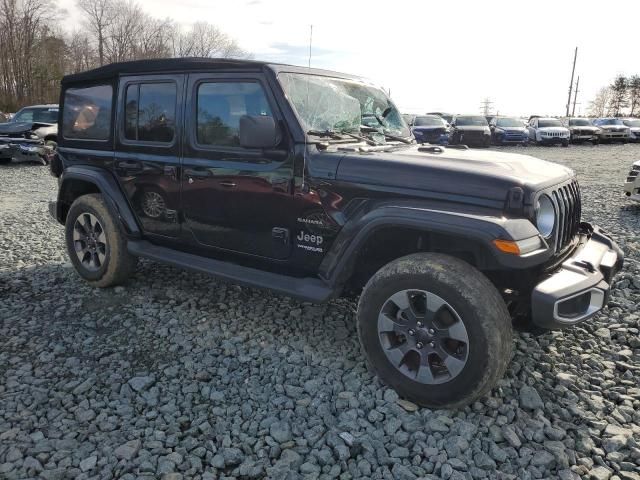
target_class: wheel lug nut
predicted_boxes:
[428,328,435,334]
[429,341,435,348]
[416,342,423,349]
[416,321,422,327]
[408,329,415,336]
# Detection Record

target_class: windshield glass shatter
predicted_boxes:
[278,73,409,137]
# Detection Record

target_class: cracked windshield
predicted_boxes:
[278,72,409,138]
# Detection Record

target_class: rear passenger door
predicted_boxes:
[114,75,184,238]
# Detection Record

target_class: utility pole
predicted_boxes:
[566,47,578,117]
[571,76,580,117]
[480,97,494,116]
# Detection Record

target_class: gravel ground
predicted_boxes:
[1,145,639,480]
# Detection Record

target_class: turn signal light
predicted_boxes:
[493,239,521,255]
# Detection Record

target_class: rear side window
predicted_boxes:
[62,85,112,140]
[124,82,176,143]
[196,82,272,147]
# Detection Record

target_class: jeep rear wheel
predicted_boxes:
[357,253,512,408]
[65,194,137,287]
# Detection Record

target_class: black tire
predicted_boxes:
[357,253,512,409]
[562,140,569,148]
[0,158,11,165]
[65,193,137,287]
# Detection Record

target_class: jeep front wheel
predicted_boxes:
[357,253,512,408]
[65,193,137,287]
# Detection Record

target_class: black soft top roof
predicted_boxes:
[61,57,363,85]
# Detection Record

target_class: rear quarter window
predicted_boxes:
[62,85,113,140]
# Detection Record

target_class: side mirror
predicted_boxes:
[239,115,281,149]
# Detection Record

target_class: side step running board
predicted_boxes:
[127,240,334,303]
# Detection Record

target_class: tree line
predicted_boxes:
[0,0,248,112]
[588,75,640,118]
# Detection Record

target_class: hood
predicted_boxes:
[537,126,568,133]
[413,125,447,132]
[570,125,599,131]
[494,127,527,133]
[454,125,489,132]
[335,145,574,204]
[0,121,51,136]
[599,124,628,130]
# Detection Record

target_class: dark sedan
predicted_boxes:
[409,115,450,145]
[449,115,491,147]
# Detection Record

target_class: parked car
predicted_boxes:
[0,121,51,165]
[489,116,529,146]
[527,117,570,146]
[410,115,450,145]
[624,160,640,201]
[592,118,630,143]
[564,118,600,144]
[448,115,491,147]
[49,58,622,408]
[426,112,453,124]
[11,104,59,148]
[621,118,640,142]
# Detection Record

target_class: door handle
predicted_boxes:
[184,168,212,178]
[219,181,237,188]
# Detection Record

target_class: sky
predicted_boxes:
[56,0,640,117]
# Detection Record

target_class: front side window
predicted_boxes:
[124,82,176,143]
[538,119,562,128]
[496,118,524,128]
[569,119,591,126]
[278,72,409,137]
[455,116,488,126]
[62,85,112,140]
[196,82,273,147]
[414,116,445,127]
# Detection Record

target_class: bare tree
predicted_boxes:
[66,30,96,73]
[628,75,640,117]
[609,75,628,117]
[76,0,113,66]
[172,22,248,58]
[588,87,613,118]
[103,0,144,63]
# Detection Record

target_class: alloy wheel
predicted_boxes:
[142,191,165,218]
[73,213,107,271]
[377,289,469,384]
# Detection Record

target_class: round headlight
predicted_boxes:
[536,194,555,238]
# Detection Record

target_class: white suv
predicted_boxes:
[527,117,570,147]
[622,118,640,142]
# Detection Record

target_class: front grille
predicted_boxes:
[543,131,565,137]
[548,180,581,253]
[627,165,640,182]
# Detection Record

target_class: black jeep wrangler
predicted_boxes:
[49,58,623,408]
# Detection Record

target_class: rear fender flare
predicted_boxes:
[58,166,140,237]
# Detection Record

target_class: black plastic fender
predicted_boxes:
[56,165,141,237]
[319,202,551,290]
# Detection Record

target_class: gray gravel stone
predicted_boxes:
[1,148,640,480]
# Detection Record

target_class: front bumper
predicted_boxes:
[531,224,623,329]
[0,138,49,162]
[538,136,568,145]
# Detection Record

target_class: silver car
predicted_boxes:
[11,104,59,148]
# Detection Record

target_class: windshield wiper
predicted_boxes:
[307,129,381,146]
[359,125,414,144]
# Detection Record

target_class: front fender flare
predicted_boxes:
[320,204,549,289]
[58,166,141,237]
